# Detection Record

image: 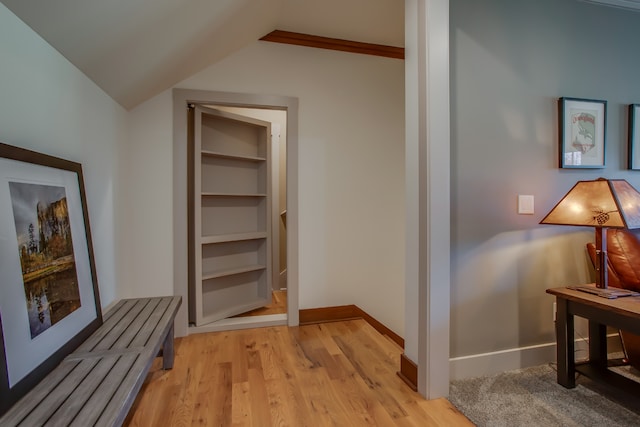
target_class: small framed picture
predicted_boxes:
[629,104,640,170]
[558,97,607,168]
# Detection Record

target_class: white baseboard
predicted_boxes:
[450,333,623,381]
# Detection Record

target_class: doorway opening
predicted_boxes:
[172,89,299,335]
[201,104,288,321]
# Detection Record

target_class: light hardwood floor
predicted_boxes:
[232,290,287,318]
[125,319,472,426]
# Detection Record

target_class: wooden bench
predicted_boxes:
[0,296,181,427]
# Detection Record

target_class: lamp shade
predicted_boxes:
[540,178,640,229]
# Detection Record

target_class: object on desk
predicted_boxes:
[540,178,640,289]
[567,285,640,299]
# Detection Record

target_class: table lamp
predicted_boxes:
[540,178,640,291]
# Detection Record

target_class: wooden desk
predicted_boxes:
[547,286,640,391]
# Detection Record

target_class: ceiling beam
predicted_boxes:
[260,30,404,60]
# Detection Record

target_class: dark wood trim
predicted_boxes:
[397,353,418,391]
[353,307,404,348]
[299,305,404,349]
[300,305,414,389]
[260,30,404,60]
[299,305,361,325]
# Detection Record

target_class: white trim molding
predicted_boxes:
[450,334,624,381]
[404,0,451,399]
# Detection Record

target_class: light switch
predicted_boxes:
[518,195,534,215]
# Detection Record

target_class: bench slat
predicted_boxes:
[79,299,155,353]
[0,361,80,426]
[129,297,177,349]
[109,298,166,349]
[44,356,121,426]
[66,347,145,361]
[72,299,141,353]
[11,359,99,426]
[93,354,156,427]
[110,297,170,351]
[100,298,129,324]
[69,354,140,427]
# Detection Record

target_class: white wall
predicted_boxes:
[125,41,406,335]
[0,4,127,309]
[122,91,175,299]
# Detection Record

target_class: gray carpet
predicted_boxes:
[449,364,640,426]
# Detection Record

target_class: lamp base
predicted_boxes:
[595,227,608,289]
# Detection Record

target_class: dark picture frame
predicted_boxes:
[0,142,102,415]
[629,104,640,170]
[558,97,607,169]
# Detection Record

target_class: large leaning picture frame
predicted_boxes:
[558,97,607,169]
[0,142,102,415]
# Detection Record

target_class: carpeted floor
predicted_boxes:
[449,363,640,427]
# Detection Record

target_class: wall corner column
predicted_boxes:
[404,0,450,399]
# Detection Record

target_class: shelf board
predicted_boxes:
[202,264,266,281]
[201,150,266,162]
[202,192,267,197]
[198,296,270,326]
[201,231,267,244]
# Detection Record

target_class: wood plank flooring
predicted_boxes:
[125,319,472,426]
[232,290,287,318]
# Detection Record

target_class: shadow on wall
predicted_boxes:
[451,227,593,358]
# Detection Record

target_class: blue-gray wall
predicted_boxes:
[450,0,640,369]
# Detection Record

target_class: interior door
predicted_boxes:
[189,106,272,325]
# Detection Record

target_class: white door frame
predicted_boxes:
[405,0,451,398]
[172,89,299,336]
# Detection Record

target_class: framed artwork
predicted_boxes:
[0,142,102,415]
[629,104,640,170]
[558,97,607,168]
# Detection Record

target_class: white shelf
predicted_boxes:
[200,268,269,323]
[198,296,270,325]
[201,149,265,162]
[202,264,266,281]
[201,231,267,245]
[202,192,267,197]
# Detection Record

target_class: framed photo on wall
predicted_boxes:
[629,104,640,170]
[0,142,102,415]
[558,97,607,168]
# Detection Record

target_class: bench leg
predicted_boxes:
[162,324,175,370]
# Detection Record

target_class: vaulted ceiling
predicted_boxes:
[1,0,404,110]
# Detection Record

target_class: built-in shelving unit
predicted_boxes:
[190,106,272,326]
